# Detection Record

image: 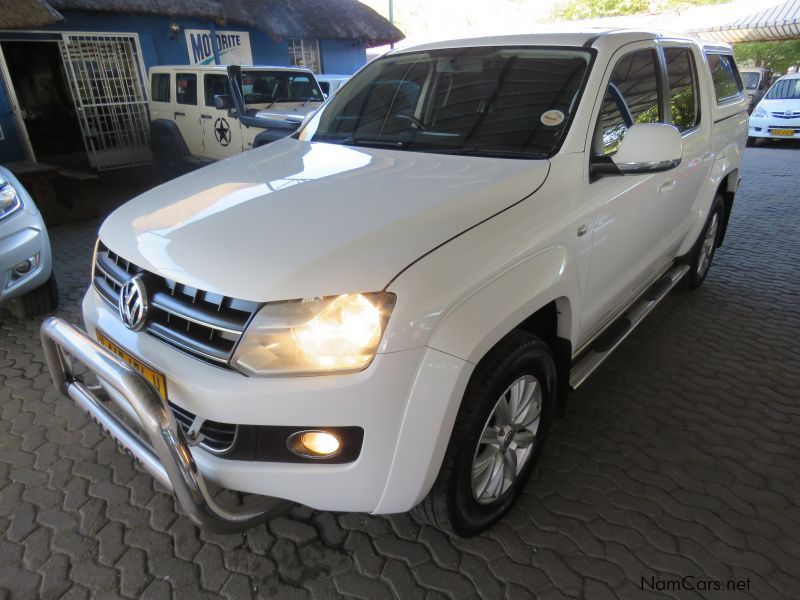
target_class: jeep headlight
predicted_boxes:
[752,106,767,118]
[0,179,22,221]
[231,292,396,376]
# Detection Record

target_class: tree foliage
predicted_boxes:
[551,0,723,22]
[733,41,800,73]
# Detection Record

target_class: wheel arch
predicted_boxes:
[716,168,738,247]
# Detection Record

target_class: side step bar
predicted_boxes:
[569,264,690,390]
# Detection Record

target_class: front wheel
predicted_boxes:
[10,275,59,319]
[412,330,556,537]
[682,195,725,290]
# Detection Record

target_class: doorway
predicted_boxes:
[0,41,86,168]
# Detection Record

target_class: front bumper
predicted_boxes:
[40,317,285,533]
[748,115,800,139]
[0,195,52,305]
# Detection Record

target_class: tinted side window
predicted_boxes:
[204,74,229,106]
[595,49,662,155]
[151,73,170,103]
[664,48,699,132]
[176,73,197,105]
[706,53,743,104]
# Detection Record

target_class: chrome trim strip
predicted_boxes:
[144,327,231,365]
[94,261,123,287]
[40,317,280,533]
[151,301,243,336]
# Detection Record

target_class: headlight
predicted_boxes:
[752,106,767,118]
[231,292,396,376]
[0,180,22,221]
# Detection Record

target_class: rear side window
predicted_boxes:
[151,73,170,103]
[706,53,743,104]
[664,47,699,132]
[204,74,229,106]
[595,49,662,155]
[176,73,197,105]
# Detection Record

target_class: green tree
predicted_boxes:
[733,40,800,73]
[551,0,723,21]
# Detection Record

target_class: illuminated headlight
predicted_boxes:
[231,292,396,376]
[0,180,22,221]
[752,106,767,118]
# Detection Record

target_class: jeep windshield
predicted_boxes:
[305,46,592,159]
[239,69,324,112]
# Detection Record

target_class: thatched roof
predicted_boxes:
[0,0,63,28]
[44,0,404,45]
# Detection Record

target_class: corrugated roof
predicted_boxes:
[691,0,800,42]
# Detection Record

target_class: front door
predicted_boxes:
[200,72,243,159]
[579,44,675,343]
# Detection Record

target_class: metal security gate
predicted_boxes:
[59,34,151,170]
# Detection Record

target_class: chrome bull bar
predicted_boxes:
[40,317,279,533]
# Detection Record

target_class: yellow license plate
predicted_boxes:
[96,331,168,401]
[770,128,795,136]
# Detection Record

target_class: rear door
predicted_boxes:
[174,71,204,156]
[200,72,243,159]
[657,43,713,254]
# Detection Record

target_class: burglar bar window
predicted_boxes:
[288,39,322,74]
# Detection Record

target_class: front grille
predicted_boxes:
[771,111,800,119]
[93,241,259,368]
[169,401,238,453]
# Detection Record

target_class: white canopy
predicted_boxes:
[692,0,800,42]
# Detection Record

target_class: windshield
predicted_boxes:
[239,70,323,112]
[766,78,800,100]
[303,46,593,159]
[742,71,760,90]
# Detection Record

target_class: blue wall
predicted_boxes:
[321,39,367,75]
[0,11,367,162]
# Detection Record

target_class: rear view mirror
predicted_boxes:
[612,123,682,174]
[592,123,683,179]
[214,94,232,110]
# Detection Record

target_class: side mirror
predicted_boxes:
[593,123,682,179]
[214,94,232,110]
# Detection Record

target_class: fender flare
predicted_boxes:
[426,245,578,364]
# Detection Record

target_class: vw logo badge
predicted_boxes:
[119,275,148,331]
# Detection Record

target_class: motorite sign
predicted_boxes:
[185,29,253,65]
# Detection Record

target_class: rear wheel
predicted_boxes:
[412,330,556,537]
[682,195,725,290]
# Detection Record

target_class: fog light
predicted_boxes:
[8,254,39,287]
[288,430,342,458]
[13,260,32,276]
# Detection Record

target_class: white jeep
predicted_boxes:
[43,30,746,537]
[148,65,325,177]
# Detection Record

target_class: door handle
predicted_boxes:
[659,180,677,193]
[702,152,714,163]
[174,111,186,118]
[200,114,212,120]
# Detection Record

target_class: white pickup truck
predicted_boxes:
[42,29,746,537]
[148,65,325,177]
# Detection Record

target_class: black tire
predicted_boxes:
[681,194,725,290]
[412,330,556,537]
[10,275,59,319]
[746,136,756,147]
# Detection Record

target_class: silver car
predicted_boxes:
[0,167,58,318]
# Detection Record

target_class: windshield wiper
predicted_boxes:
[419,147,542,159]
[339,137,409,149]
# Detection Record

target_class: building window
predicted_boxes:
[289,39,322,74]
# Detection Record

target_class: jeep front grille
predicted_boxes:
[93,241,259,368]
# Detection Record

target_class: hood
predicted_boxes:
[756,97,800,115]
[101,138,550,302]
[255,102,321,123]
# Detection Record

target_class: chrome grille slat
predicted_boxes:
[169,401,237,453]
[92,242,258,369]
